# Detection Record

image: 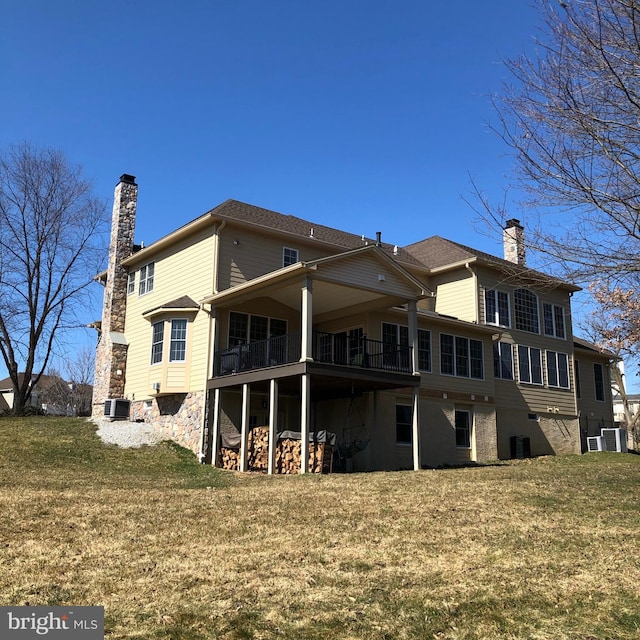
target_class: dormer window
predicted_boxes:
[283,247,299,267]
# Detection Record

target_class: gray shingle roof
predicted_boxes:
[208,200,424,266]
[143,295,199,317]
[137,199,576,289]
[573,336,619,359]
[404,235,579,290]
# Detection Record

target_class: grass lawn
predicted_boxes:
[0,417,638,639]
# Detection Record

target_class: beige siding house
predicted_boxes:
[92,178,617,472]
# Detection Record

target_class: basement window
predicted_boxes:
[455,410,471,448]
[396,404,412,445]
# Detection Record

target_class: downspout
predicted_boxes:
[465,262,479,323]
[198,220,226,462]
[212,220,226,295]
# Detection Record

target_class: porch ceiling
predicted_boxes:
[266,279,402,316]
[204,272,416,319]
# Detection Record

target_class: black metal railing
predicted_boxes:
[215,333,301,375]
[312,331,413,373]
[213,331,413,376]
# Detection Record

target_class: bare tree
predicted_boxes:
[484,0,640,288]
[0,143,107,413]
[64,345,95,416]
[580,282,640,444]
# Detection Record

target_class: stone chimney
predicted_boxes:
[503,218,525,265]
[92,174,138,414]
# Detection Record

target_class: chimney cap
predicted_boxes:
[119,174,136,185]
[505,218,523,229]
[375,231,382,246]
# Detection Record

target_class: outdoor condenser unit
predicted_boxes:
[601,428,628,453]
[104,398,130,420]
[586,436,604,452]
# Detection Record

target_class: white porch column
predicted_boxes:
[412,386,421,471]
[210,388,221,467]
[199,307,218,462]
[300,276,314,362]
[268,378,279,475]
[300,373,310,473]
[209,307,219,378]
[239,383,250,473]
[408,299,420,375]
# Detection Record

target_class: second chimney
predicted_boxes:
[503,218,525,265]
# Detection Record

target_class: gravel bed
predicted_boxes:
[90,418,165,448]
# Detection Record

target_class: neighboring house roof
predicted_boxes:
[0,373,91,394]
[0,373,30,391]
[573,336,619,360]
[613,393,640,402]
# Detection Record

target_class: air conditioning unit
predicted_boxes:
[587,436,604,452]
[601,428,628,453]
[104,398,130,420]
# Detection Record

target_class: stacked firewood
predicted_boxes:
[276,438,332,474]
[219,446,240,470]
[247,426,270,471]
[218,426,333,474]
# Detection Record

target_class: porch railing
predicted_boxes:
[214,331,413,376]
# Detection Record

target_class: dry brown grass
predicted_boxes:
[0,417,638,639]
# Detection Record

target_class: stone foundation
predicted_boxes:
[129,391,204,454]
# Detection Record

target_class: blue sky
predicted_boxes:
[2,1,538,247]
[1,0,547,376]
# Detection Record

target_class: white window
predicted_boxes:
[382,323,431,372]
[517,345,543,385]
[283,247,299,267]
[139,262,155,296]
[396,404,412,445]
[151,321,164,365]
[547,351,570,388]
[417,329,431,372]
[514,289,539,333]
[228,312,287,347]
[169,319,187,362]
[127,272,135,295]
[485,290,510,327]
[440,334,484,379]
[543,303,566,339]
[493,341,514,380]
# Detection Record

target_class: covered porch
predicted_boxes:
[200,245,432,473]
